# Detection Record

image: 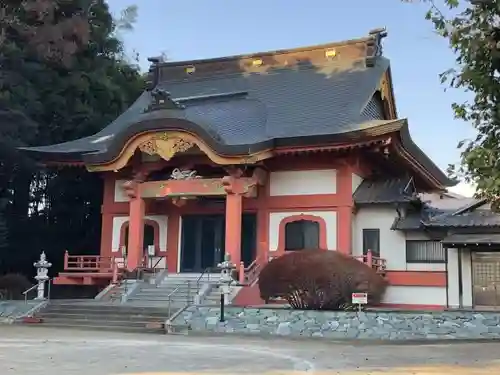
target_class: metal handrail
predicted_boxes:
[167,284,180,317]
[47,277,54,300]
[196,267,213,291]
[23,277,55,304]
[22,284,38,304]
[151,256,166,270]
[136,255,166,276]
[166,280,193,319]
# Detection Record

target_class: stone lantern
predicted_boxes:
[217,254,236,322]
[33,252,52,300]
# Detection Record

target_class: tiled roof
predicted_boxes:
[18,30,452,187]
[22,51,389,156]
[392,198,500,230]
[391,206,447,230]
[427,209,500,228]
[442,233,500,246]
[353,177,415,205]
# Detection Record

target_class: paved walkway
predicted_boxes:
[1,326,500,374]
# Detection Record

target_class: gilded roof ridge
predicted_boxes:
[150,28,387,68]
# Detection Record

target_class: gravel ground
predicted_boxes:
[1,326,500,374]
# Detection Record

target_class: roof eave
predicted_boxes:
[395,121,456,189]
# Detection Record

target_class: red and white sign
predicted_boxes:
[351,292,368,305]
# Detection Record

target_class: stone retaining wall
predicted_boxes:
[172,306,500,340]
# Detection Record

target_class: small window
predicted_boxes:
[406,240,445,263]
[363,229,380,256]
[284,220,320,251]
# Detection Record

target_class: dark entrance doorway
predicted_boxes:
[180,213,256,272]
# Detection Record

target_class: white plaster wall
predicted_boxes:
[447,248,460,308]
[110,215,168,254]
[114,179,129,202]
[147,215,168,252]
[352,207,445,271]
[383,286,447,306]
[146,256,167,269]
[351,173,363,194]
[269,170,337,196]
[111,216,129,252]
[268,211,337,252]
[461,249,473,308]
[352,207,404,270]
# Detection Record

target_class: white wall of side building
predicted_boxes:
[446,247,473,309]
[353,206,447,306]
[269,169,337,196]
[382,286,447,306]
[352,207,445,271]
[351,173,364,193]
[110,215,168,255]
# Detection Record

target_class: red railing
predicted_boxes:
[63,251,117,272]
[236,250,387,286]
[354,250,387,274]
[239,253,266,285]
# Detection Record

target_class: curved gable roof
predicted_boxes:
[20,29,392,159]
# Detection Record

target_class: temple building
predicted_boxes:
[22,29,500,310]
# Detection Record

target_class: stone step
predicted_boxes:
[39,317,163,327]
[204,295,224,301]
[160,282,200,286]
[26,320,164,334]
[134,291,197,298]
[41,303,171,314]
[139,286,199,292]
[127,297,194,304]
[163,273,220,278]
[27,300,175,334]
[160,278,217,284]
[38,310,170,320]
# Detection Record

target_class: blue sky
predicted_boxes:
[107,0,476,195]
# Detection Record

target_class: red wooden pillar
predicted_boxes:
[225,192,242,266]
[336,166,354,255]
[126,195,145,271]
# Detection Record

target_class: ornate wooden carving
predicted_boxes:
[170,168,200,180]
[138,133,195,161]
[122,171,148,199]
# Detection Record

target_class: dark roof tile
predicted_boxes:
[353,177,415,205]
[442,233,500,246]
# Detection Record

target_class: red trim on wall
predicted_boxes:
[276,214,328,253]
[101,194,352,215]
[119,219,162,255]
[386,271,447,287]
[378,303,445,311]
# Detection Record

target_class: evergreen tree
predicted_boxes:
[0,0,144,273]
[408,0,500,207]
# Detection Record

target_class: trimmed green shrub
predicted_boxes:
[258,250,388,310]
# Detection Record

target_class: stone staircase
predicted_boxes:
[22,273,225,334]
[28,300,172,333]
[127,273,221,307]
